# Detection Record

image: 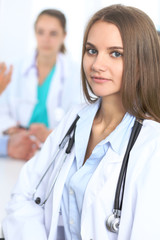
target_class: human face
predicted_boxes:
[83,21,123,100]
[35,15,66,57]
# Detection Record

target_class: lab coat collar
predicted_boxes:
[75,99,101,168]
[104,113,135,155]
[76,98,135,159]
[78,98,101,120]
[22,50,37,76]
[22,51,65,77]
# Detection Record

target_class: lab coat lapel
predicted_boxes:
[18,61,37,125]
[48,147,75,239]
[75,101,100,168]
[81,148,124,238]
[75,115,94,168]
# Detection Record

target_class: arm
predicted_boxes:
[29,123,52,143]
[7,132,40,160]
[0,132,39,160]
[118,132,160,240]
[129,149,160,239]
[0,135,9,156]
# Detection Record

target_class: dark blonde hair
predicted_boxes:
[35,9,66,53]
[81,4,160,122]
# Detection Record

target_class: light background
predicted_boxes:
[0,0,159,64]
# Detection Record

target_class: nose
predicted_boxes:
[91,53,108,72]
[44,35,50,43]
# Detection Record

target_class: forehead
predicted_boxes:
[87,21,123,47]
[36,15,62,29]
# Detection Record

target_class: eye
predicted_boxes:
[50,31,58,36]
[86,48,97,55]
[36,29,44,35]
[111,51,123,58]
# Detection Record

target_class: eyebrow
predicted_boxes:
[85,42,123,50]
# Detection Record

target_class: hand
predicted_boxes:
[8,132,40,160]
[29,123,52,142]
[3,126,27,135]
[0,62,13,94]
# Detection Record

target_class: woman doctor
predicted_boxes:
[0,9,82,142]
[2,4,160,240]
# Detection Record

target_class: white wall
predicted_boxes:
[0,0,159,64]
[0,0,32,63]
[100,0,160,29]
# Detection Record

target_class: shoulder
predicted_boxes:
[49,100,98,140]
[50,102,89,132]
[12,51,36,75]
[57,53,80,72]
[49,102,90,135]
[128,119,160,185]
[142,119,160,139]
[134,119,160,153]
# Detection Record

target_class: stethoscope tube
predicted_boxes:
[106,119,143,233]
[114,119,143,210]
[33,115,80,206]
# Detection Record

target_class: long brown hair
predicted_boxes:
[34,9,66,53]
[81,4,160,122]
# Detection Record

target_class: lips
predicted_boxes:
[91,76,112,83]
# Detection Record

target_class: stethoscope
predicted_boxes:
[32,115,80,206]
[32,114,143,234]
[106,118,143,233]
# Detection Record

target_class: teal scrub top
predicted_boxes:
[28,65,56,128]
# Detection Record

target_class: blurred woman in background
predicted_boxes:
[0,9,82,143]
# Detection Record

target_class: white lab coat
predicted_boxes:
[2,103,160,240]
[0,52,83,132]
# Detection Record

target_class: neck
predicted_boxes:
[95,95,126,129]
[36,53,57,68]
[36,52,57,85]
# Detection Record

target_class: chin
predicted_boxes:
[92,90,121,99]
[42,51,56,58]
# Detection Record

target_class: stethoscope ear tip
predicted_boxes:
[35,197,41,205]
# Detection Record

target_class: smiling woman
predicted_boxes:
[2,4,160,240]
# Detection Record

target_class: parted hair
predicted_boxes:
[34,9,66,53]
[81,4,160,122]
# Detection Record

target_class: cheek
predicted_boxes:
[51,36,64,47]
[115,62,123,80]
[83,55,90,76]
[35,35,41,44]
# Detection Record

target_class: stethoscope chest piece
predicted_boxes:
[106,210,120,233]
